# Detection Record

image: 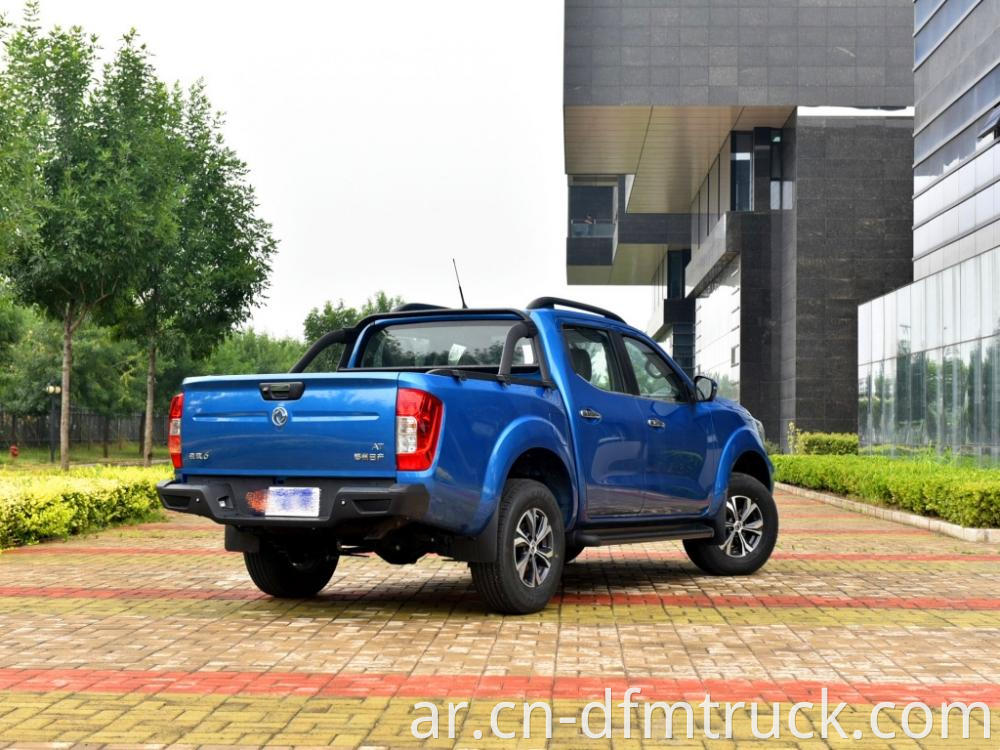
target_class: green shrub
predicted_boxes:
[772,454,1000,528]
[794,431,859,455]
[0,466,169,549]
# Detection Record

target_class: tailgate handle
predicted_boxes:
[259,382,305,401]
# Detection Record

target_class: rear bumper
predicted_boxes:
[156,479,430,529]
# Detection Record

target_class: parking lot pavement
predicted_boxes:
[0,488,999,748]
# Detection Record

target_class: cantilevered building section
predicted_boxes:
[859,0,1000,463]
[563,0,915,448]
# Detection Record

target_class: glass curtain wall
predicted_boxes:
[695,257,741,400]
[859,245,1000,462]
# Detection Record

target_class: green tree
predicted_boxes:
[72,325,143,456]
[0,306,142,455]
[198,329,303,376]
[0,12,43,264]
[0,304,57,418]
[0,8,174,469]
[0,283,27,362]
[302,291,404,371]
[115,81,276,465]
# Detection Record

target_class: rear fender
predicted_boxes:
[479,416,578,531]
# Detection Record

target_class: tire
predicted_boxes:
[683,472,778,576]
[564,541,586,563]
[470,479,565,614]
[244,542,338,598]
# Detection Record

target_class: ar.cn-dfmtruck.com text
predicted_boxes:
[411,688,992,742]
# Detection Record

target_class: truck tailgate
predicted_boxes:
[180,372,398,477]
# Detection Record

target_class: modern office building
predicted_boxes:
[563,0,915,448]
[858,0,1000,462]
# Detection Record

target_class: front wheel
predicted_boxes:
[470,479,565,614]
[244,542,338,598]
[683,472,778,576]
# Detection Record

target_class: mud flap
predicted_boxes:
[710,499,728,545]
[224,525,261,553]
[442,510,498,563]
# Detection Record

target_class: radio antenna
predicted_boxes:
[452,258,468,309]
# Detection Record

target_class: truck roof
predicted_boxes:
[390,297,626,324]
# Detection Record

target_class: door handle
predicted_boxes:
[579,408,602,421]
[647,418,665,429]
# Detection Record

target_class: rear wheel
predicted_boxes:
[244,542,338,598]
[683,472,778,576]
[470,479,565,614]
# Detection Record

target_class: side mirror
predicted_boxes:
[693,375,718,402]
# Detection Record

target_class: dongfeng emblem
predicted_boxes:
[271,405,289,428]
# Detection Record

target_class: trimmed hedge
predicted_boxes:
[772,454,1000,528]
[794,431,859,456]
[0,466,168,549]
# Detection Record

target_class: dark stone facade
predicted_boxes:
[565,0,914,108]
[774,114,913,445]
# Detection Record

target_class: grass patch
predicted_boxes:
[0,465,170,549]
[772,454,1000,528]
[0,442,165,468]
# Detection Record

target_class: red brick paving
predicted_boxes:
[0,486,999,748]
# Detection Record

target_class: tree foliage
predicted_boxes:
[0,304,141,418]
[0,5,276,466]
[197,329,303,376]
[302,291,404,371]
[0,13,42,264]
[111,78,276,464]
[0,6,176,468]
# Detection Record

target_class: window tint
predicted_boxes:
[623,337,687,402]
[358,321,534,368]
[563,326,622,392]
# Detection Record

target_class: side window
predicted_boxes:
[563,326,624,393]
[622,337,688,402]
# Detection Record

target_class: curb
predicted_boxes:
[776,482,1000,544]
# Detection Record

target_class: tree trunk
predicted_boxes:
[60,312,73,471]
[143,341,156,467]
[102,414,110,459]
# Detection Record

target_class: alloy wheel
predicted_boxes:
[720,494,764,558]
[512,508,555,587]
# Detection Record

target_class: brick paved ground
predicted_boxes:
[0,488,999,748]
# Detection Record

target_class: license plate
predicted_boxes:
[264,487,321,517]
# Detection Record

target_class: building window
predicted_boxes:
[915,63,1000,166]
[568,184,616,238]
[730,132,752,212]
[914,0,981,67]
[977,105,1000,145]
[769,131,783,210]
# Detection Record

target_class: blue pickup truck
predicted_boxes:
[157,298,776,613]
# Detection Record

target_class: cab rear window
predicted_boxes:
[357,321,536,369]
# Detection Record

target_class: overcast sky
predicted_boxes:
[12,0,653,338]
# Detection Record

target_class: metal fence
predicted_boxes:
[0,408,167,448]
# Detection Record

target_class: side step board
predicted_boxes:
[569,522,716,548]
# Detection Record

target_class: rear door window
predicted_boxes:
[562,326,625,393]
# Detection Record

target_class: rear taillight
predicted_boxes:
[395,388,442,471]
[168,393,184,469]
